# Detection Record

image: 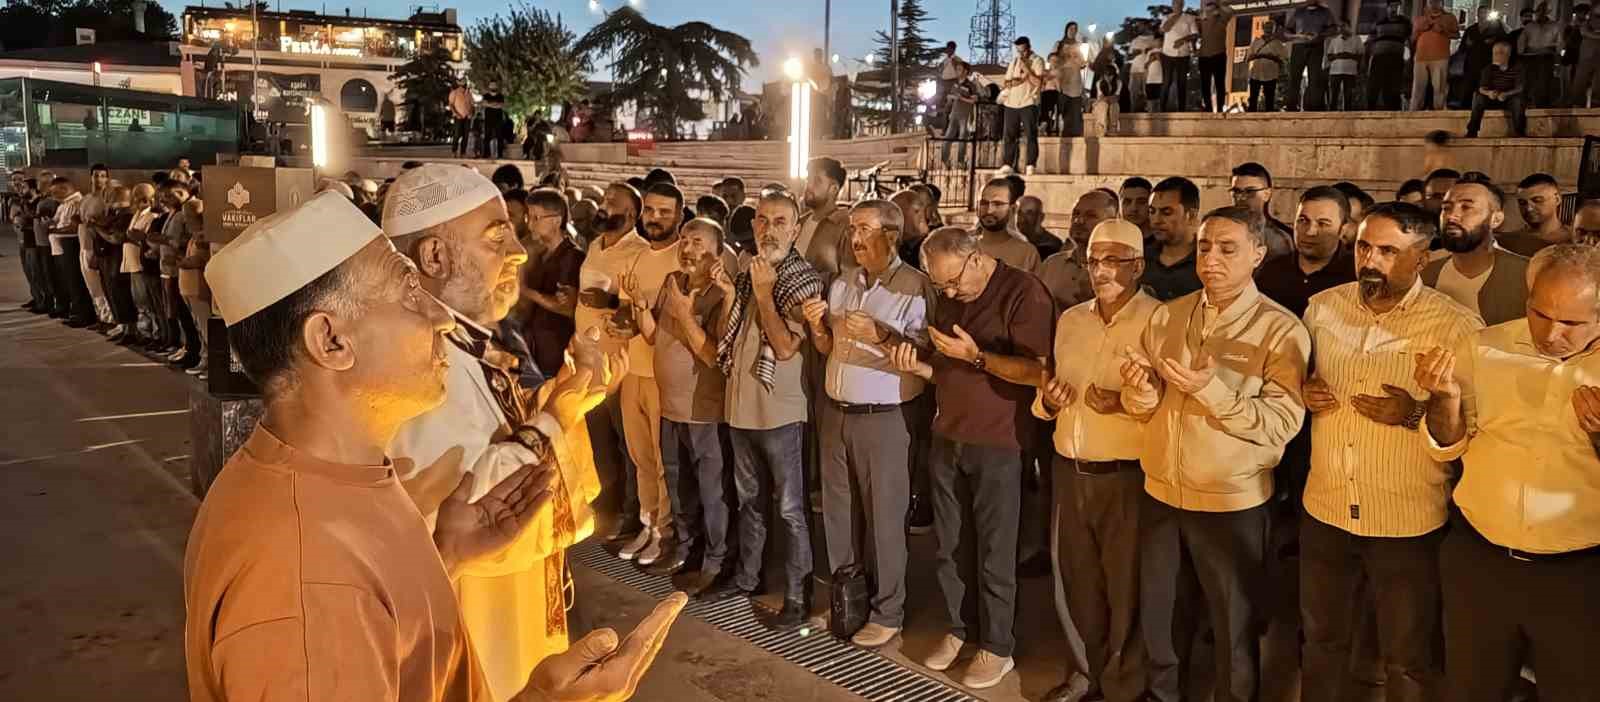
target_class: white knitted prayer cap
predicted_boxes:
[205,191,382,325]
[381,163,502,237]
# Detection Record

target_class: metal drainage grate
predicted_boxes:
[571,541,980,702]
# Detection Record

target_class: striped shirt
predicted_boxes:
[1302,281,1484,537]
[1427,320,1600,554]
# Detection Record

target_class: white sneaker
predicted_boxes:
[1024,165,1036,176]
[617,527,653,561]
[166,349,187,362]
[923,633,965,671]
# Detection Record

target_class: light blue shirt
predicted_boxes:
[823,258,934,405]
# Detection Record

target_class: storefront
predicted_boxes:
[180,5,466,138]
[0,77,238,171]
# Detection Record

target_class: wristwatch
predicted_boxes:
[972,351,987,372]
[1401,401,1427,431]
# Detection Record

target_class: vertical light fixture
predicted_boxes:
[309,100,330,171]
[784,57,810,181]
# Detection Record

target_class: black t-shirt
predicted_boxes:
[1254,249,1356,319]
[727,205,756,253]
[482,93,506,126]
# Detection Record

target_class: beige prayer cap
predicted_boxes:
[206,190,383,326]
[1087,219,1144,253]
[381,163,502,237]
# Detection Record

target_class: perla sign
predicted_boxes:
[278,36,362,57]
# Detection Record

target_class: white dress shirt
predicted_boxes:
[1162,14,1200,57]
[1034,291,1161,461]
[1302,281,1484,537]
[1000,53,1047,108]
[1427,320,1600,554]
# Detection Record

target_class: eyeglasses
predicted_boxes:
[1087,256,1141,269]
[931,253,974,293]
[1229,187,1269,197]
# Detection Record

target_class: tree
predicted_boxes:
[390,45,458,139]
[573,7,758,140]
[0,0,178,51]
[465,3,590,122]
[853,0,941,132]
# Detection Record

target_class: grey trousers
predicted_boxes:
[818,401,911,627]
[1300,514,1444,702]
[1053,456,1144,702]
[1141,496,1269,702]
[1441,515,1600,702]
[930,436,1021,657]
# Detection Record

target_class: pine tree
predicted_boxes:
[853,0,941,132]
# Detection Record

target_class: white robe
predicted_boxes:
[390,318,599,702]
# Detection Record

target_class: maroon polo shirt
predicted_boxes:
[929,261,1056,450]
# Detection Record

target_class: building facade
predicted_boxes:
[180,5,466,137]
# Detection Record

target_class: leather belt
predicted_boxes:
[1069,458,1140,475]
[1455,513,1600,563]
[833,400,904,415]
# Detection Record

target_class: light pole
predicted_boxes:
[784,57,811,181]
[890,0,900,132]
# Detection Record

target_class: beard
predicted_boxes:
[597,212,630,233]
[1357,267,1391,302]
[758,237,790,262]
[642,220,675,242]
[979,214,1008,232]
[1440,221,1490,253]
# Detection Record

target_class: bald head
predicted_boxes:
[1017,196,1046,237]
[1071,189,1120,243]
[891,189,933,240]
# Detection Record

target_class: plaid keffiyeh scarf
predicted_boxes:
[716,248,824,390]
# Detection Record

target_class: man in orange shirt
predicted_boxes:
[449,81,475,157]
[186,191,685,702]
[1412,0,1460,109]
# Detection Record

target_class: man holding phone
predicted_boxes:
[999,36,1047,175]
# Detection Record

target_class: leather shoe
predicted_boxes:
[694,577,754,603]
[1042,672,1091,702]
[65,318,94,328]
[764,599,807,632]
[683,567,721,598]
[642,541,694,577]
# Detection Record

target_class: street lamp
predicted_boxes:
[785,56,811,181]
[310,100,332,171]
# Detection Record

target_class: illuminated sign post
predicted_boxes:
[785,57,811,182]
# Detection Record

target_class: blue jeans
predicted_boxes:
[661,420,729,572]
[941,112,971,167]
[730,423,812,602]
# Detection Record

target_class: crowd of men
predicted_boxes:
[8,151,1599,702]
[6,159,214,377]
[467,156,1595,701]
[933,0,1600,171]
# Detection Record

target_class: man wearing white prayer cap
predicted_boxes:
[185,190,684,702]
[1032,217,1155,702]
[383,162,624,701]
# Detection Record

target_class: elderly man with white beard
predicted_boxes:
[698,191,825,632]
[381,164,624,702]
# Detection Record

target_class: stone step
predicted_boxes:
[1117,108,1600,139]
